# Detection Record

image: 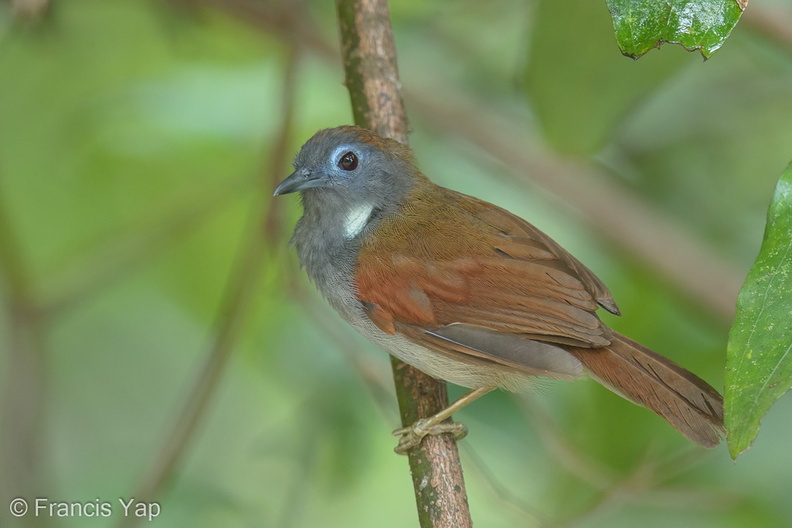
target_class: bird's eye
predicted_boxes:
[338,151,358,171]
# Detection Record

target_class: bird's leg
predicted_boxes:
[392,386,495,455]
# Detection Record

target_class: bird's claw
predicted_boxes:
[392,419,468,455]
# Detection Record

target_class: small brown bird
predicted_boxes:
[274,125,724,452]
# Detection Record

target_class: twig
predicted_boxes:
[117,46,302,528]
[335,1,473,526]
[39,178,245,319]
[292,279,397,419]
[10,0,50,20]
[460,443,547,526]
[0,180,50,520]
[516,396,616,490]
[165,0,336,60]
[742,7,792,56]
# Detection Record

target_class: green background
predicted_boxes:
[1,0,791,527]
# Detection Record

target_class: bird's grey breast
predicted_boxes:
[292,209,366,322]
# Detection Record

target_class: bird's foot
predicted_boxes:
[392,419,468,455]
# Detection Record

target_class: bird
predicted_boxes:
[274,125,724,453]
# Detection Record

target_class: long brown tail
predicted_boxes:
[566,333,724,447]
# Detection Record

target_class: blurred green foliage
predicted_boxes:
[524,0,688,155]
[1,0,791,527]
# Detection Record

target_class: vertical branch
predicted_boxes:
[118,47,301,528]
[337,0,409,142]
[335,1,473,527]
[0,182,51,525]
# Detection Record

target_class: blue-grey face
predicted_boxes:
[274,126,418,241]
[274,127,395,200]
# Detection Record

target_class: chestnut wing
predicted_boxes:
[354,187,616,376]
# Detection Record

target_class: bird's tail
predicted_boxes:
[566,333,724,447]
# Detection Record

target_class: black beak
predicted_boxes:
[273,168,329,196]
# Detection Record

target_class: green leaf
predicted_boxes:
[726,162,792,458]
[605,0,746,59]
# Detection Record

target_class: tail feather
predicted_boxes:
[567,333,724,447]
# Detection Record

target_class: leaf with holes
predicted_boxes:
[605,0,747,59]
[726,162,792,458]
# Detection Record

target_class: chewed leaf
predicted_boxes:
[725,162,792,458]
[605,0,746,59]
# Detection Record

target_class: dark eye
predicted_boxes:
[338,151,358,171]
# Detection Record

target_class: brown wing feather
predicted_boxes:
[457,192,620,315]
[354,184,614,350]
[566,333,724,447]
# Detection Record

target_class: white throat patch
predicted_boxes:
[344,203,375,239]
